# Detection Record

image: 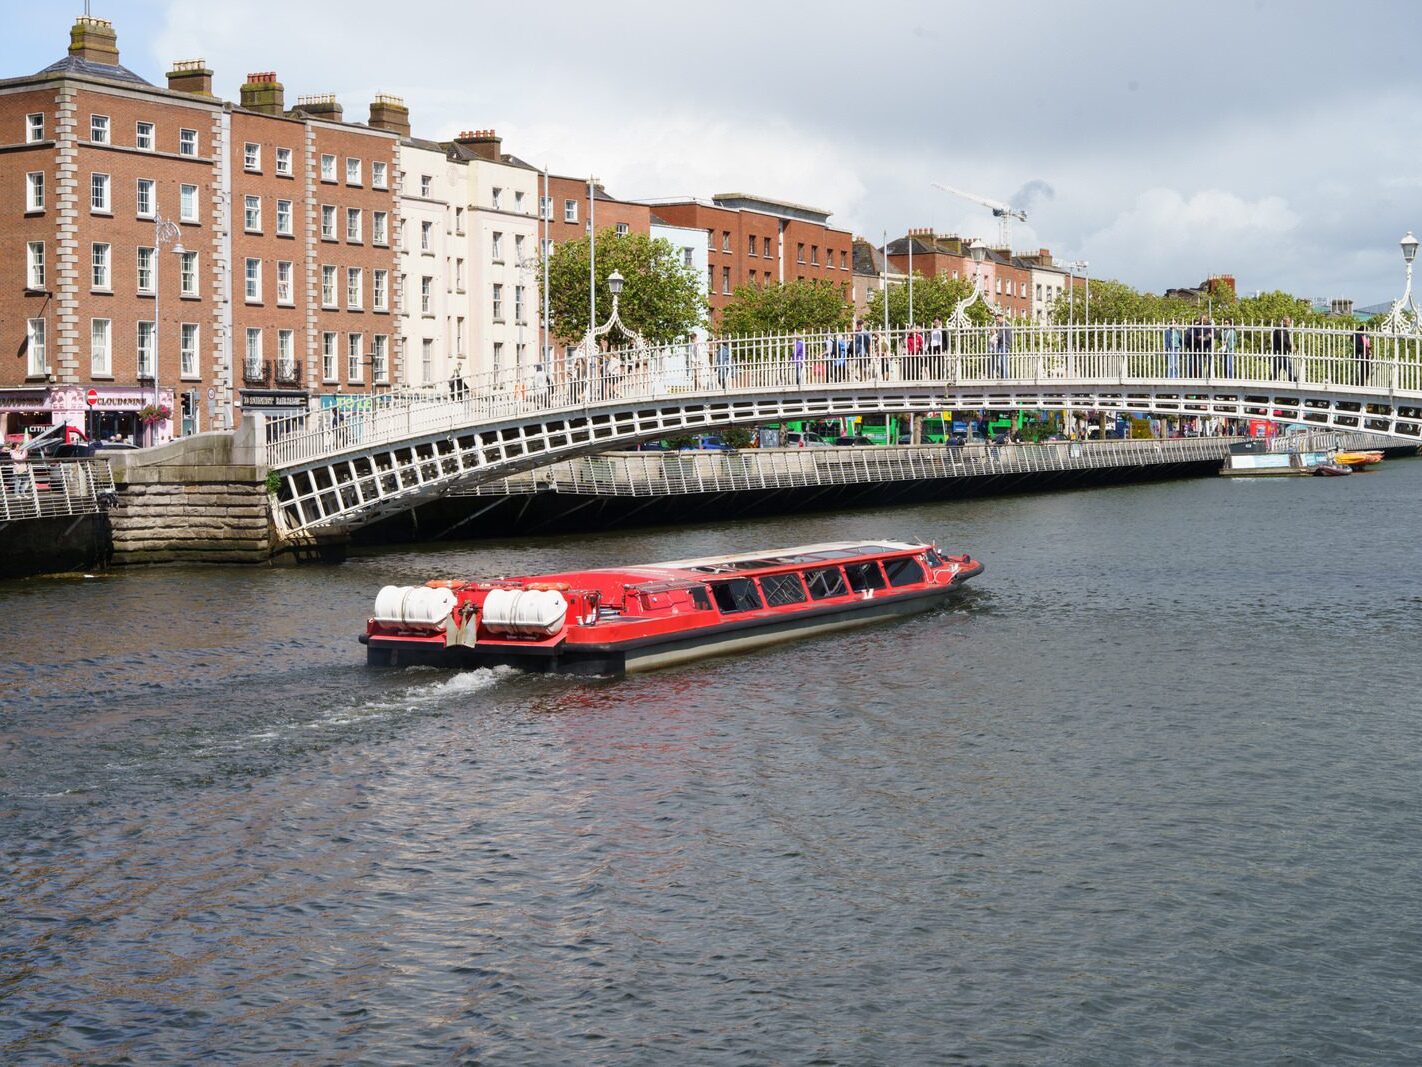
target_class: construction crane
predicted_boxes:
[932,181,1027,250]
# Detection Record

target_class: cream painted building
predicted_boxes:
[447,131,541,386]
[397,139,466,387]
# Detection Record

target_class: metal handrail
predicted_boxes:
[0,457,116,522]
[260,322,1422,471]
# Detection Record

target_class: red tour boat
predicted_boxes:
[361,540,983,675]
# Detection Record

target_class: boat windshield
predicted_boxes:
[804,567,849,600]
[709,578,763,614]
[883,556,925,587]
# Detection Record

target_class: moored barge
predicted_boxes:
[362,540,983,675]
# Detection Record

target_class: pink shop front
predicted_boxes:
[0,386,176,447]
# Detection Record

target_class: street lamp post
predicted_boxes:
[1382,230,1421,334]
[947,237,989,328]
[151,215,186,443]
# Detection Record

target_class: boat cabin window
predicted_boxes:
[759,572,807,607]
[710,578,763,614]
[804,567,848,600]
[844,561,887,593]
[923,548,943,566]
[690,586,712,610]
[883,556,925,587]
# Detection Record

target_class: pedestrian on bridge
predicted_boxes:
[1164,322,1182,377]
[1271,318,1295,381]
[853,321,872,379]
[1221,318,1238,377]
[1353,324,1372,386]
[990,314,1013,378]
[716,340,731,388]
[793,335,806,386]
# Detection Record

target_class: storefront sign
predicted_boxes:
[240,389,309,412]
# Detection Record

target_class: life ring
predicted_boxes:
[525,581,570,592]
[425,579,468,590]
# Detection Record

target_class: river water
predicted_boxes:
[3,461,1422,1064]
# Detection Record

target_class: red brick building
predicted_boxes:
[646,194,854,321]
[885,231,1034,321]
[540,171,651,248]
[0,16,399,444]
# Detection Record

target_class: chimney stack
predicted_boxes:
[69,16,120,65]
[240,72,285,115]
[368,93,410,137]
[167,59,214,97]
[455,129,503,161]
[293,93,343,121]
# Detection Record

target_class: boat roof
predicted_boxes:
[504,541,931,590]
[649,540,926,573]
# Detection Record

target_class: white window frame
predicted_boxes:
[321,205,336,240]
[491,282,503,321]
[244,194,262,233]
[372,334,388,383]
[422,338,434,384]
[180,183,198,222]
[373,269,388,312]
[320,154,336,181]
[419,175,432,197]
[372,210,388,245]
[180,322,199,378]
[322,332,337,382]
[276,260,293,305]
[26,318,46,376]
[539,196,551,220]
[491,232,503,262]
[25,171,43,212]
[135,121,154,151]
[420,275,432,315]
[420,220,432,252]
[615,222,629,237]
[136,246,155,293]
[137,321,155,378]
[180,251,198,297]
[179,128,197,156]
[26,241,44,289]
[321,265,337,307]
[346,207,362,243]
[563,199,577,223]
[514,190,525,213]
[91,242,111,291]
[244,142,260,171]
[90,172,110,213]
[136,178,155,218]
[90,318,111,376]
[26,113,44,142]
[245,327,263,376]
[371,160,388,189]
[245,257,262,302]
[90,114,109,143]
[491,186,503,210]
[346,157,361,185]
[346,267,363,310]
[275,146,293,176]
[347,333,364,382]
[277,328,295,374]
[276,199,293,236]
[515,284,525,323]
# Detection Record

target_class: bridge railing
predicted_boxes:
[261,322,1422,470]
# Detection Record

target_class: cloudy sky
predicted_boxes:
[9,1,1421,303]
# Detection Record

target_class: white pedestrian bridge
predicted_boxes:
[261,322,1422,535]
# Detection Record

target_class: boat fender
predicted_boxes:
[481,588,568,637]
[525,581,571,592]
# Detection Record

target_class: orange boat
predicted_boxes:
[1333,450,1383,469]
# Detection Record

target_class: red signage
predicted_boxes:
[86,388,98,407]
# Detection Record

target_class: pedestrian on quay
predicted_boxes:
[1164,321,1182,378]
[1353,323,1372,386]
[1221,318,1238,378]
[1271,317,1295,380]
[990,313,1013,378]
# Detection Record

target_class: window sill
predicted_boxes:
[180,218,200,226]
[91,288,113,296]
[321,236,337,243]
[421,313,436,320]
[346,239,363,246]
[276,171,294,180]
[277,232,295,239]
[347,183,363,190]
[91,374,114,381]
[245,299,264,306]
[244,167,261,175]
[180,375,201,382]
[92,210,113,218]
[277,301,295,308]
[180,293,202,301]
[25,209,44,217]
[374,307,389,315]
[373,240,389,248]
[24,374,51,383]
[244,229,262,236]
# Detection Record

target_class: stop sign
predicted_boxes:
[86,388,98,407]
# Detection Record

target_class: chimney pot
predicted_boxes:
[69,15,120,66]
[368,93,410,137]
[167,58,214,96]
[240,72,286,115]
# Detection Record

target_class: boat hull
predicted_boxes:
[364,570,979,676]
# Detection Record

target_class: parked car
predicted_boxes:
[635,440,672,452]
[834,434,875,446]
[785,431,831,448]
[897,434,914,445]
[678,434,732,451]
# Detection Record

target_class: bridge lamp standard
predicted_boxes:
[1383,230,1421,334]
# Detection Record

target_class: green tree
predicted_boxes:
[540,228,706,345]
[866,272,992,328]
[719,278,851,335]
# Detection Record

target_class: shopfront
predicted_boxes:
[0,386,176,447]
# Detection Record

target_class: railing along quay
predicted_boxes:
[0,458,116,524]
[450,436,1267,500]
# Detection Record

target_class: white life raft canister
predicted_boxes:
[481,588,568,637]
[373,585,458,631]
